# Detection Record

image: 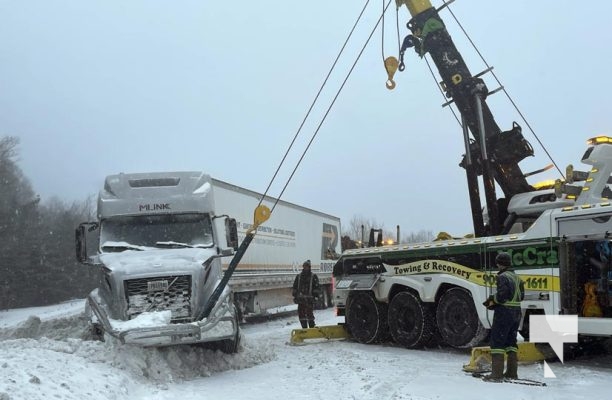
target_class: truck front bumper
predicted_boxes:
[87,290,238,347]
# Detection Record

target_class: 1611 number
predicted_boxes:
[524,277,548,290]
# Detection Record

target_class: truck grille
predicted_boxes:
[124,275,192,322]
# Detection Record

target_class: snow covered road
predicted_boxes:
[1,300,611,400]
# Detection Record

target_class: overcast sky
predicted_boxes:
[1,0,611,236]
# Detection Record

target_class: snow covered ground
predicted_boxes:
[1,300,611,400]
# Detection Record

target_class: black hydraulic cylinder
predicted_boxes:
[475,94,500,235]
[462,115,485,237]
[197,232,255,320]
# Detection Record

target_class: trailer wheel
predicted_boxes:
[319,285,334,309]
[326,286,334,308]
[322,289,329,309]
[346,292,389,344]
[315,289,328,310]
[436,287,487,348]
[388,292,436,349]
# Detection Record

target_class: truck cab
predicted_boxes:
[76,171,241,350]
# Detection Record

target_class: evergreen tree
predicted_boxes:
[0,136,97,309]
[0,136,40,308]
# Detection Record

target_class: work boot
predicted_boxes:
[483,353,505,382]
[308,320,316,328]
[504,351,518,379]
[300,320,307,329]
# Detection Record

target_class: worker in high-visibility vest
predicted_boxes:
[292,260,321,328]
[482,252,525,381]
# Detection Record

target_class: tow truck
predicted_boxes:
[292,1,612,360]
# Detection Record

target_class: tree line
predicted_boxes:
[0,136,99,310]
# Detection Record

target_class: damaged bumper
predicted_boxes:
[87,289,238,347]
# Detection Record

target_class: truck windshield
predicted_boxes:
[100,213,213,251]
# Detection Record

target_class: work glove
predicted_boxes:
[482,295,497,310]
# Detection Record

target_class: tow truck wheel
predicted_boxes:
[436,287,487,348]
[346,292,389,344]
[388,292,435,349]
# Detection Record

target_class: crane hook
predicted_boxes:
[384,56,399,90]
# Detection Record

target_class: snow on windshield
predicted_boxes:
[100,213,213,250]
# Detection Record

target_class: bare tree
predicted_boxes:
[342,214,430,246]
[0,136,19,162]
[342,214,386,246]
[402,230,434,244]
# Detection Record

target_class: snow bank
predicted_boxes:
[0,302,276,400]
[2,301,611,400]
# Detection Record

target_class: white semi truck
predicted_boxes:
[75,171,341,349]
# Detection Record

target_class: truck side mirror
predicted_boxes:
[76,224,88,263]
[225,218,239,251]
[75,222,99,264]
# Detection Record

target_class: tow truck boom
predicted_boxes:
[399,0,535,236]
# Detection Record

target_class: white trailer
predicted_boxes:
[212,179,341,319]
[75,171,341,349]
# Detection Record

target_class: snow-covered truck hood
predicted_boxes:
[92,246,226,331]
[99,247,216,275]
[88,246,238,347]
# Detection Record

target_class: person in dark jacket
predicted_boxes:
[292,260,321,328]
[482,252,525,381]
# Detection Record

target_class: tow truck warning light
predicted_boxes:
[587,136,612,145]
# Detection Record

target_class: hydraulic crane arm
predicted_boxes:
[397,0,535,235]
